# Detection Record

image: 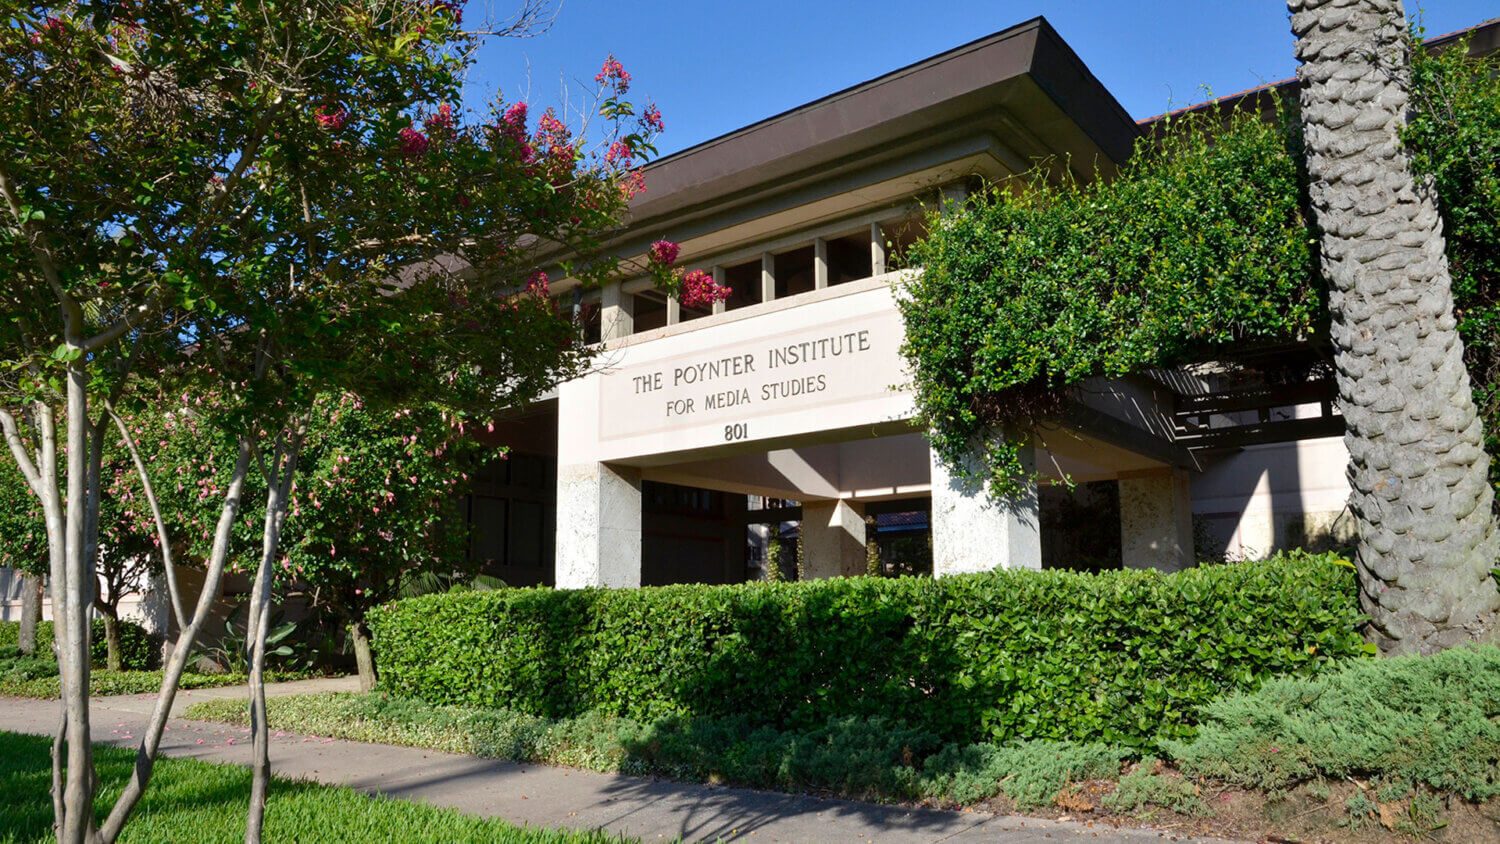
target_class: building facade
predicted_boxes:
[465,15,1423,591]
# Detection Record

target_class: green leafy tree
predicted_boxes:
[0,3,661,841]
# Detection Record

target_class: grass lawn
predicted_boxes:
[0,731,634,843]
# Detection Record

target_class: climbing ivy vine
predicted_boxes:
[902,37,1499,499]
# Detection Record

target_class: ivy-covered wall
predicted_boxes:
[901,38,1499,499]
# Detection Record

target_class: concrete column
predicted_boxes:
[555,462,642,588]
[600,281,633,340]
[1119,468,1193,571]
[813,238,829,289]
[929,437,1040,575]
[761,252,776,303]
[711,266,727,314]
[666,295,680,325]
[870,223,886,276]
[800,499,866,579]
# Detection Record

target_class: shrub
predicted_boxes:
[1163,644,1500,799]
[0,619,156,670]
[371,551,1366,750]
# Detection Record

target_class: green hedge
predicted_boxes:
[0,619,157,670]
[370,551,1367,750]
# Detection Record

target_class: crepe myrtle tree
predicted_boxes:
[0,3,670,841]
[140,393,488,691]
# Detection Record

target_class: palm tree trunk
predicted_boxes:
[1290,0,1500,653]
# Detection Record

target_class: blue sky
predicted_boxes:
[462,1,1498,157]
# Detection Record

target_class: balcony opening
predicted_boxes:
[775,245,816,299]
[825,232,871,286]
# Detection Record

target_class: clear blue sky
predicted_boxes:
[462,1,1498,157]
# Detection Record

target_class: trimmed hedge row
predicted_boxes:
[369,551,1367,749]
[0,619,157,670]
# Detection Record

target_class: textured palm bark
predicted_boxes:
[1290,0,1500,653]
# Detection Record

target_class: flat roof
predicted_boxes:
[625,16,1140,231]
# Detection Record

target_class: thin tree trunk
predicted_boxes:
[98,439,254,844]
[350,620,376,692]
[99,611,121,673]
[245,428,302,844]
[18,573,41,656]
[1290,0,1500,653]
[59,358,97,844]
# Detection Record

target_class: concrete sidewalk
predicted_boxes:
[1,680,1236,843]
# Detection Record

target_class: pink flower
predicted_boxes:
[527,271,550,297]
[595,55,631,94]
[642,104,664,133]
[649,240,680,267]
[605,140,633,167]
[429,1,463,25]
[681,269,732,308]
[535,108,569,146]
[619,170,646,200]
[315,107,347,130]
[397,125,429,156]
[423,103,456,135]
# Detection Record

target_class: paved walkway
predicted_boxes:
[0,679,1237,843]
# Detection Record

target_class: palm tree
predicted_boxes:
[1289,0,1500,653]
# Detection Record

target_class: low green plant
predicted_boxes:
[915,740,1127,806]
[1101,758,1206,815]
[1163,644,1500,799]
[371,551,1365,750]
[0,730,635,844]
[185,691,1133,807]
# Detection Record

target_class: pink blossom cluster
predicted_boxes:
[681,269,732,309]
[619,170,646,200]
[494,101,534,162]
[423,103,456,135]
[398,124,429,156]
[535,108,569,146]
[527,271,550,297]
[642,104,664,133]
[605,140,633,167]
[315,107,347,130]
[595,55,631,94]
[649,240,680,267]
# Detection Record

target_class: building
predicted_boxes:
[468,15,1500,591]
[6,15,1497,627]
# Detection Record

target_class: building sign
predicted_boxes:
[588,285,914,460]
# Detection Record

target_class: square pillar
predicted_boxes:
[870,223,886,276]
[555,462,642,588]
[761,252,776,303]
[1119,468,1193,572]
[600,281,633,341]
[929,437,1040,576]
[800,499,866,579]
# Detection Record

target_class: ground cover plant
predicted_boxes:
[370,551,1366,751]
[186,644,1500,838]
[0,730,634,844]
[185,691,1133,808]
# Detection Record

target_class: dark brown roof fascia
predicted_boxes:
[627,16,1140,225]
